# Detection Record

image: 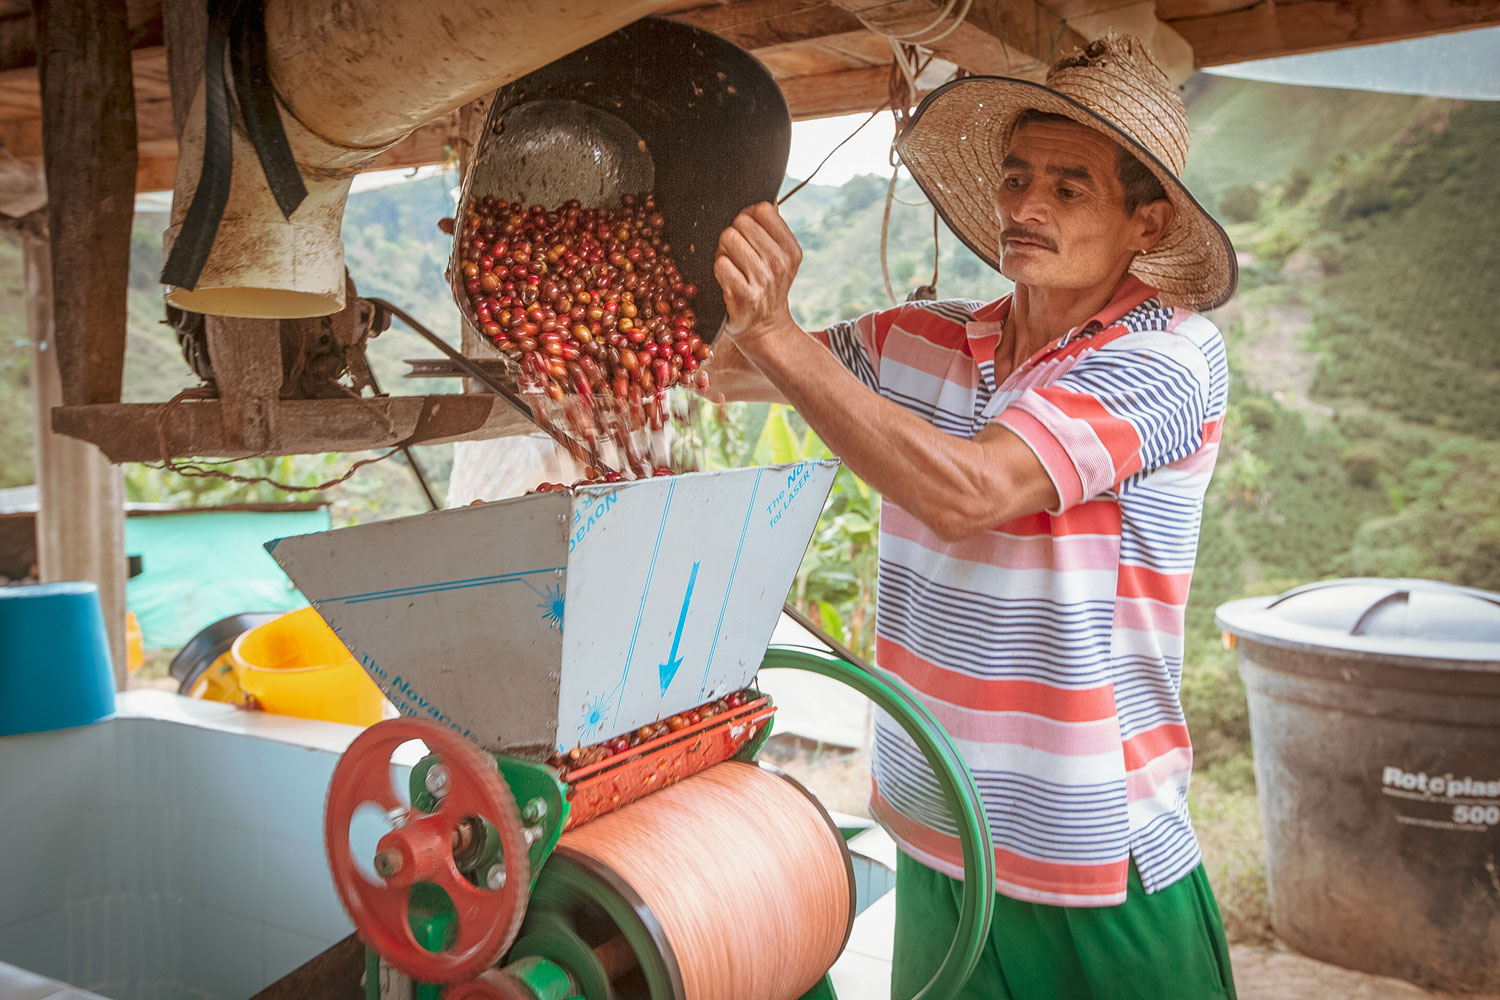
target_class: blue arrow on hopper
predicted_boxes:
[659,561,700,695]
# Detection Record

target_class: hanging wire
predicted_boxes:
[781,0,1073,296]
[880,165,902,305]
[781,0,973,208]
[930,205,941,289]
[878,163,943,306]
[878,45,951,304]
[855,0,975,46]
[778,109,883,206]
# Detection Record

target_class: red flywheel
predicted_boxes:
[324,718,530,984]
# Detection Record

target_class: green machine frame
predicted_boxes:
[367,645,995,1000]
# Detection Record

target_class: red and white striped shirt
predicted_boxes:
[820,276,1227,906]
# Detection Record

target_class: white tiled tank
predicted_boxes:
[0,692,396,1000]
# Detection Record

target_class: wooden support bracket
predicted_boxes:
[51,393,537,464]
[205,316,285,454]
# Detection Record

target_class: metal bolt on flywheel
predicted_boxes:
[521,796,547,825]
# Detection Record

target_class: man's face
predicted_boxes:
[993,119,1163,292]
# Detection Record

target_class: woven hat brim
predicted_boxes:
[895,76,1237,312]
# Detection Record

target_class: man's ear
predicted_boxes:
[1135,199,1174,252]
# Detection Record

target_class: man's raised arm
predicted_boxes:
[702,332,788,404]
[714,202,1060,540]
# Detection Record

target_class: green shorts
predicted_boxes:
[891,852,1238,1000]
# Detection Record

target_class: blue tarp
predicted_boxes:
[125,508,330,649]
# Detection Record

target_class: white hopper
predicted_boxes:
[267,461,838,756]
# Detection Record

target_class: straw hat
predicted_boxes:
[895,33,1236,311]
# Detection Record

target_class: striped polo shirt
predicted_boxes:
[819,275,1228,906]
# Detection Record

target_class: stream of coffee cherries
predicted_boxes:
[445,192,716,478]
[444,193,765,759]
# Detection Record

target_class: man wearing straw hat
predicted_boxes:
[711,33,1238,999]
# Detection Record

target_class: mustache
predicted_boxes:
[1001,228,1058,251]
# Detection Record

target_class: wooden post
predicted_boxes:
[163,0,206,137]
[30,0,137,687]
[24,234,128,689]
[206,317,284,452]
[33,0,139,407]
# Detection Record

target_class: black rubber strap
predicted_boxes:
[230,0,307,220]
[161,0,307,291]
[160,0,237,290]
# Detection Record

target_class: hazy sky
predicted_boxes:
[787,111,903,186]
[337,111,905,200]
[1207,25,1500,101]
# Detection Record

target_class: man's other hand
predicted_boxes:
[714,202,802,352]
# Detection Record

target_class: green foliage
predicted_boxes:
[1179,642,1251,771]
[1184,497,1247,635]
[780,173,1010,330]
[1329,153,1398,219]
[1217,184,1262,224]
[124,456,342,506]
[832,174,887,218]
[1218,400,1390,593]
[1280,168,1313,207]
[750,405,881,659]
[1309,310,1500,438]
[1341,441,1382,489]
[1338,438,1500,591]
[1251,221,1301,267]
[1305,100,1500,438]
[0,235,32,489]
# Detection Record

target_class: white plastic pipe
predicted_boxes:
[164,0,671,319]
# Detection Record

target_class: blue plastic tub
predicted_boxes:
[0,581,116,737]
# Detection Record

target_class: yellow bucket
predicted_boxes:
[125,611,145,674]
[230,607,385,726]
[187,651,251,706]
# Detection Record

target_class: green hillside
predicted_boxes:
[0,237,29,489]
[777,171,1013,328]
[1178,74,1450,205]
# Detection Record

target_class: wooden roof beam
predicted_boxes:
[780,64,908,118]
[669,0,1082,82]
[0,0,162,74]
[52,394,537,463]
[829,0,1086,79]
[667,0,867,50]
[0,91,457,194]
[1170,0,1500,67]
